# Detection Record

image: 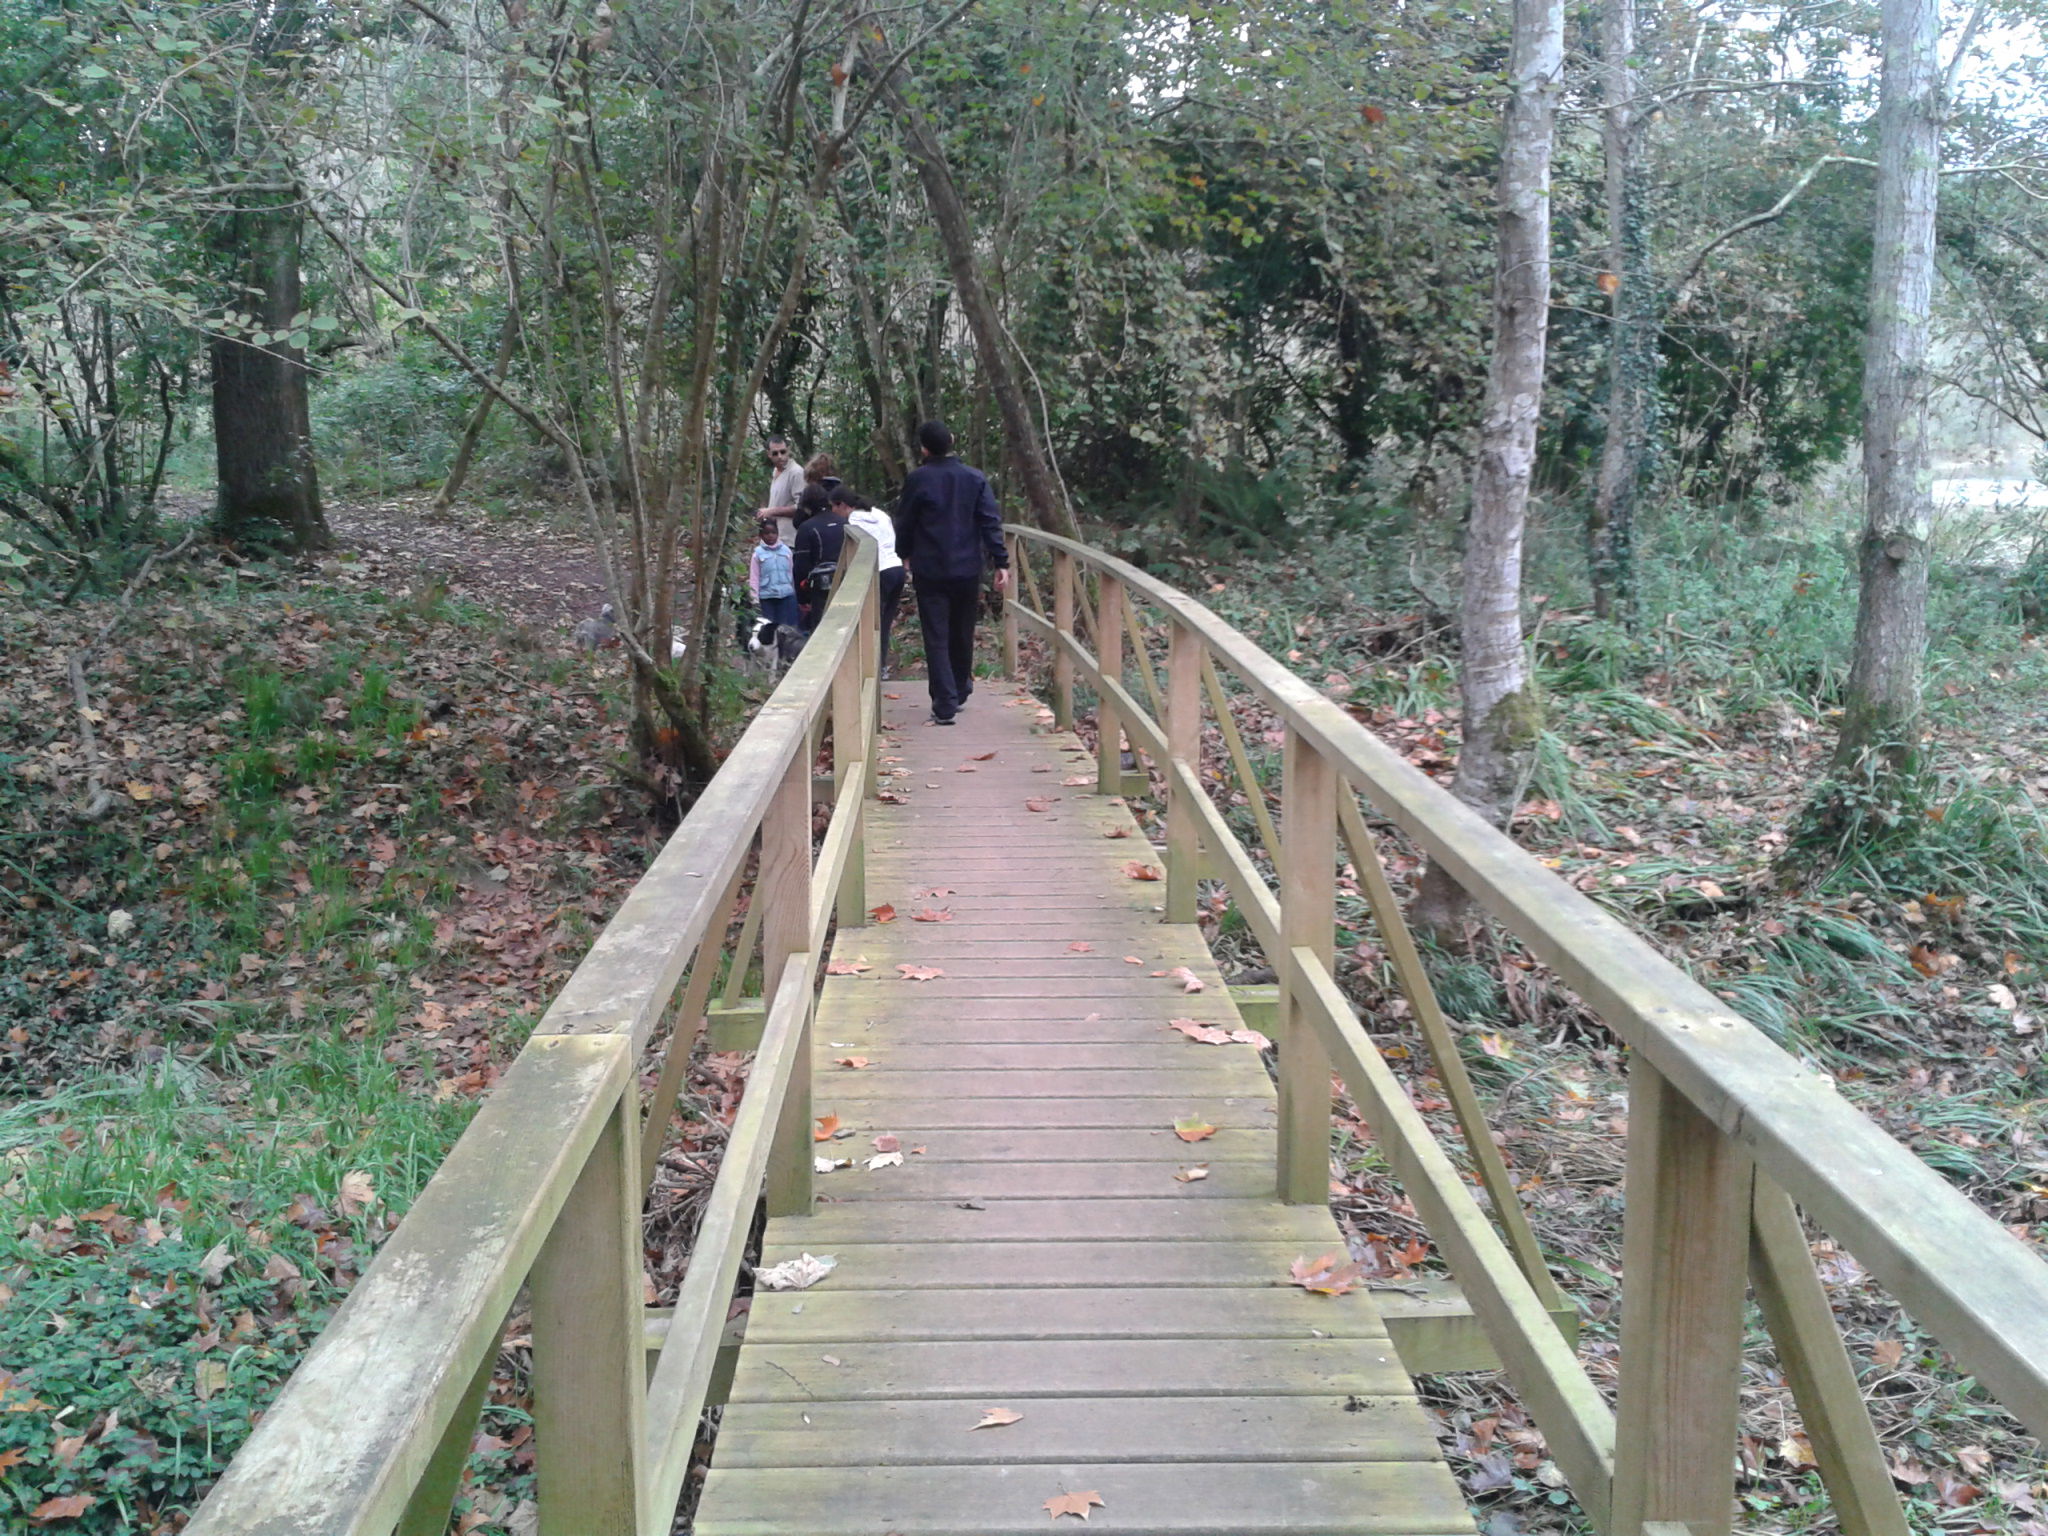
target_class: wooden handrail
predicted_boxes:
[189,539,881,1536]
[1006,527,2048,1534]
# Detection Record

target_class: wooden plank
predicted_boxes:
[809,1042,1267,1071]
[806,1066,1272,1099]
[693,1460,1474,1536]
[1164,622,1202,924]
[740,1287,1389,1344]
[710,1395,1438,1468]
[186,1035,631,1536]
[799,1097,1274,1130]
[530,1093,646,1536]
[762,745,816,1220]
[800,1127,1275,1163]
[778,1197,1337,1245]
[1612,1062,1750,1536]
[1277,731,1336,1205]
[726,1338,1415,1403]
[815,1160,1277,1202]
[755,1239,1332,1290]
[1749,1176,1910,1536]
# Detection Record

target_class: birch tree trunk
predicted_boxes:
[1833,0,1940,780]
[1415,0,1564,938]
[1588,0,1651,621]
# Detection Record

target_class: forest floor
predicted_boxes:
[3,507,2046,1533]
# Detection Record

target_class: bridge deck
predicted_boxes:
[693,682,1472,1535]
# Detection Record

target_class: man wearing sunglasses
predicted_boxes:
[759,433,805,550]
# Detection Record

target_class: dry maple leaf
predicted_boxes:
[825,958,873,976]
[335,1169,376,1215]
[872,1133,901,1153]
[31,1495,93,1522]
[869,903,898,923]
[911,907,955,923]
[1169,1019,1232,1045]
[1123,861,1163,881]
[1102,825,1130,839]
[1290,1251,1368,1296]
[834,1056,871,1070]
[1067,942,1094,953]
[1024,796,1058,812]
[813,1114,843,1142]
[897,964,944,982]
[1229,1028,1273,1050]
[971,751,997,761]
[1172,1117,1216,1143]
[973,1406,1024,1430]
[1167,966,1205,993]
[1174,1165,1210,1183]
[1044,1490,1104,1522]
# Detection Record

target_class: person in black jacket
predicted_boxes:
[894,420,1009,724]
[792,491,849,631]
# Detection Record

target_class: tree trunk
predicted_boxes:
[212,202,327,552]
[1414,0,1564,940]
[1588,0,1652,622]
[433,299,518,512]
[872,60,1080,540]
[1832,0,1940,779]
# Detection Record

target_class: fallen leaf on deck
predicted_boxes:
[867,1151,904,1170]
[911,908,954,923]
[972,751,997,761]
[1169,1019,1232,1045]
[1102,825,1131,838]
[1229,1028,1272,1050]
[872,1133,901,1152]
[957,765,978,773]
[1173,1117,1216,1142]
[1174,1165,1210,1183]
[1123,861,1163,880]
[897,964,945,982]
[1290,1251,1368,1295]
[1123,955,1142,965]
[814,1156,851,1173]
[1062,775,1093,786]
[1025,797,1059,812]
[877,791,909,804]
[1167,966,1204,993]
[973,1407,1024,1429]
[834,1056,871,1070]
[813,1114,842,1142]
[757,1253,837,1290]
[1067,942,1093,953]
[870,903,898,923]
[1045,1490,1104,1522]
[826,958,873,975]
[883,692,902,699]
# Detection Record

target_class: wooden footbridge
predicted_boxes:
[193,533,2048,1536]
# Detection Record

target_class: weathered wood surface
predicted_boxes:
[694,685,1470,1536]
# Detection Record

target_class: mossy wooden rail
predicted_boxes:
[184,528,2048,1536]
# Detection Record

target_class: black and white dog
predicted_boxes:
[745,616,807,670]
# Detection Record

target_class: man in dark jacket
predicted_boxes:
[894,420,1010,724]
[792,494,847,631]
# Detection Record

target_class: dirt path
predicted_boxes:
[325,493,609,632]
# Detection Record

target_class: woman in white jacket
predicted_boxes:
[833,485,907,679]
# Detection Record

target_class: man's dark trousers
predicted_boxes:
[915,576,982,720]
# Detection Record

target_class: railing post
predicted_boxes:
[860,567,882,795]
[1612,1062,1750,1536]
[761,745,815,1218]
[1164,622,1202,924]
[833,636,867,930]
[1276,728,1335,1204]
[1002,534,1021,679]
[1051,548,1075,730]
[529,1061,645,1536]
[1096,571,1125,796]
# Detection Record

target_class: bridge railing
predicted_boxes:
[1005,527,2048,1536]
[187,538,880,1536]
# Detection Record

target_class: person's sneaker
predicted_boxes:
[931,713,955,726]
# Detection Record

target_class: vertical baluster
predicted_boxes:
[833,634,867,929]
[640,868,744,1191]
[1096,572,1125,796]
[1164,623,1202,924]
[1612,1062,1750,1536]
[1276,729,1335,1204]
[1002,534,1021,678]
[1052,549,1075,730]
[530,1063,645,1536]
[394,1324,501,1536]
[860,559,882,784]
[761,746,815,1218]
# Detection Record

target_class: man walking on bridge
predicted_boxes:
[895,419,1010,725]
